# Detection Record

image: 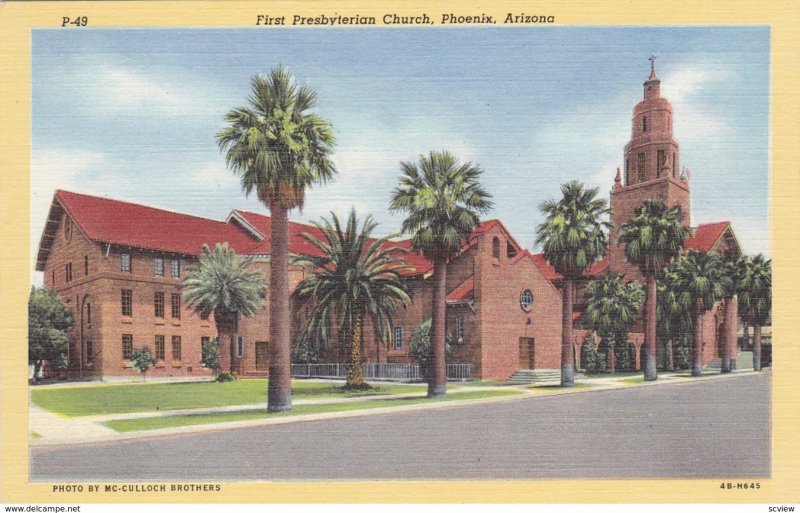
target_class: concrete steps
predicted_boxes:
[506,369,561,385]
[704,351,754,372]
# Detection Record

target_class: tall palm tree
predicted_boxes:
[618,199,689,381]
[737,254,771,371]
[536,180,610,386]
[390,150,493,398]
[217,67,336,412]
[293,209,412,388]
[674,251,729,377]
[182,244,266,374]
[583,274,644,372]
[719,255,742,373]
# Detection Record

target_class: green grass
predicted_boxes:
[31,380,425,417]
[104,389,523,432]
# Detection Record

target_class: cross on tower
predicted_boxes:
[649,54,657,73]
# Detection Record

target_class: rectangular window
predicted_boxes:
[154,335,165,361]
[171,259,181,277]
[456,316,467,344]
[120,253,131,273]
[86,303,91,324]
[393,326,403,350]
[172,336,182,361]
[86,339,93,363]
[642,116,648,132]
[637,152,646,183]
[171,293,181,319]
[122,334,133,360]
[673,153,677,178]
[657,149,666,176]
[65,262,73,282]
[154,292,165,318]
[237,336,245,358]
[51,270,55,286]
[201,337,211,366]
[84,255,89,276]
[121,289,133,316]
[154,257,164,276]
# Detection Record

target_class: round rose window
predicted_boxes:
[520,289,533,311]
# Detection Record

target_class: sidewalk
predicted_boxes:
[29,369,765,447]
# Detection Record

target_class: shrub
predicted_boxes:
[409,318,452,378]
[129,348,155,381]
[581,334,600,374]
[215,371,237,382]
[201,337,220,373]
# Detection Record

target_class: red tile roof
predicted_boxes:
[446,276,474,303]
[684,221,730,252]
[529,253,609,282]
[53,190,259,255]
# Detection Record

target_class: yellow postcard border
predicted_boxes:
[1,0,798,504]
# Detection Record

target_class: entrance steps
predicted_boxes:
[704,351,754,372]
[505,369,561,385]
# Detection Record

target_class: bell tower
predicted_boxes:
[609,56,691,280]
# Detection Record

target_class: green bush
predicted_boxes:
[674,336,691,370]
[215,371,238,382]
[581,334,600,374]
[201,337,220,372]
[409,319,452,378]
[129,348,155,381]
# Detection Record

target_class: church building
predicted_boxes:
[34,62,743,382]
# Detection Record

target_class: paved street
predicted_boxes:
[30,373,770,480]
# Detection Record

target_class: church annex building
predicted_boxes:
[34,67,746,382]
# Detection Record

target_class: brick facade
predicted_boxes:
[35,65,745,382]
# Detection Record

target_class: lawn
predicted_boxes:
[31,379,426,417]
[104,389,523,432]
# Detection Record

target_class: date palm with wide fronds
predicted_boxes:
[390,150,492,398]
[673,250,730,376]
[619,198,689,381]
[216,67,336,412]
[293,209,412,388]
[536,180,610,386]
[583,274,644,372]
[182,243,266,375]
[736,254,771,371]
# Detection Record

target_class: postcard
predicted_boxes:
[1,0,798,510]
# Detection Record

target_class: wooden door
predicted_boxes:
[519,337,535,369]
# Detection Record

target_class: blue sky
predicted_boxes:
[31,27,770,283]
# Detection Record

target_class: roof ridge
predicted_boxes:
[57,190,230,226]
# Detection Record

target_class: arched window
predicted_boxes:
[492,237,500,259]
[642,116,648,132]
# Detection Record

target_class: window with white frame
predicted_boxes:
[393,326,403,349]
[120,252,131,273]
[171,259,181,277]
[237,336,245,358]
[154,257,164,276]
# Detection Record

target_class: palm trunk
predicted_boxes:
[643,274,658,380]
[267,201,292,412]
[347,307,365,387]
[429,258,447,398]
[753,324,762,371]
[561,280,575,386]
[692,305,704,377]
[33,361,42,382]
[215,310,233,374]
[721,296,735,373]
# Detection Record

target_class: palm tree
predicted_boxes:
[217,67,336,412]
[719,255,742,373]
[536,180,610,386]
[674,251,729,377]
[618,198,689,381]
[737,254,771,371]
[656,263,694,371]
[293,209,412,388]
[390,150,493,397]
[182,244,266,374]
[583,274,644,372]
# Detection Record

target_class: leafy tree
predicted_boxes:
[618,199,689,380]
[583,274,643,372]
[580,333,601,374]
[217,67,336,412]
[183,243,265,377]
[130,348,155,381]
[536,181,610,386]
[674,251,730,376]
[201,337,221,374]
[293,209,412,389]
[409,318,453,379]
[736,254,771,371]
[28,286,73,381]
[390,150,492,397]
